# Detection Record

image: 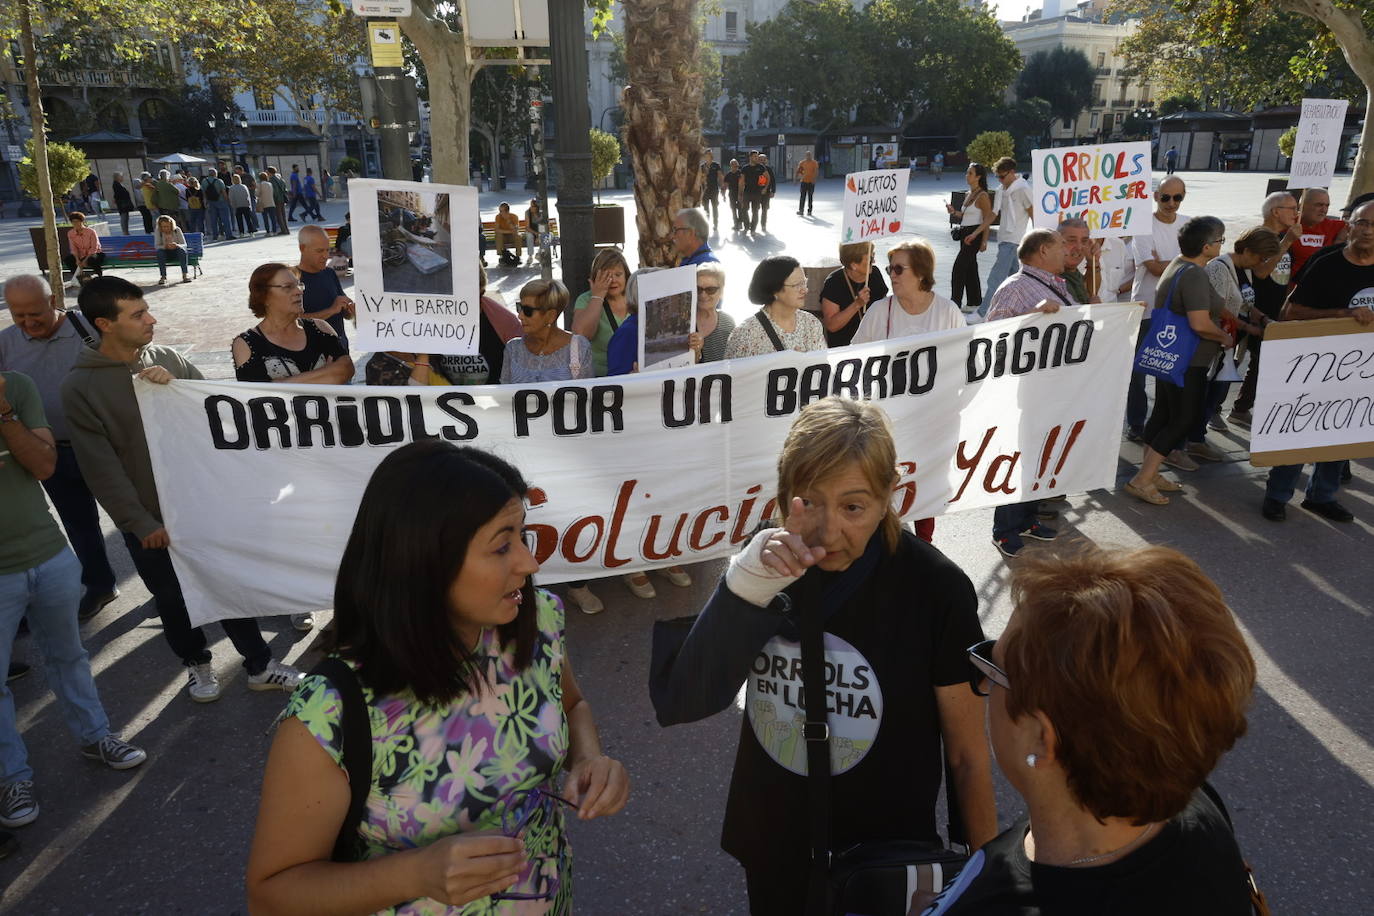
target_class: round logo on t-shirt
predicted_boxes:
[746,632,883,775]
[1272,251,1291,286]
[1349,287,1374,310]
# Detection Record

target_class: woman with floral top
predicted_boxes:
[247,442,630,914]
[724,256,826,359]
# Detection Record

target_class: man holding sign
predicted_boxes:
[1289,188,1348,279]
[1260,200,1374,524]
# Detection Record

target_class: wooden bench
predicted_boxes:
[481,217,561,260]
[100,233,205,278]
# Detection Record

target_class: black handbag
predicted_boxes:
[798,555,968,916]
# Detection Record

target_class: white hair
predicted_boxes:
[1261,191,1296,220]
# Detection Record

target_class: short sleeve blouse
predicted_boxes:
[500,334,593,383]
[572,291,627,376]
[284,590,572,914]
[234,320,346,382]
[724,308,826,360]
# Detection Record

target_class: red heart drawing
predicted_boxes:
[888,220,902,233]
[846,176,857,193]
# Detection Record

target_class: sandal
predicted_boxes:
[1123,480,1169,506]
[1152,475,1184,493]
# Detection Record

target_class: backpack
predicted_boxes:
[203,178,222,202]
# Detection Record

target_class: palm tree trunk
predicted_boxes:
[621,0,704,267]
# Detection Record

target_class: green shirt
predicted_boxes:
[1060,268,1088,306]
[573,290,625,377]
[0,372,66,574]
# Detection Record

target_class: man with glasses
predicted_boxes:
[984,157,1033,314]
[1125,176,1190,449]
[1289,187,1348,280]
[1260,200,1374,524]
[1229,191,1302,426]
[670,207,718,267]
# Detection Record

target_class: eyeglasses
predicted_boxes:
[671,226,693,234]
[1351,219,1374,231]
[967,639,1010,697]
[490,788,578,901]
[1210,237,1226,245]
[518,304,554,317]
[784,280,808,290]
[266,282,305,291]
[697,285,721,296]
[886,263,908,276]
[1158,193,1185,203]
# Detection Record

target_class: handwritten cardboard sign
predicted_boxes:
[1031,140,1152,237]
[1288,98,1349,190]
[842,168,910,244]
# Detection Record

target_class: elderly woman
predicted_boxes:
[256,171,279,236]
[247,441,630,914]
[724,256,826,359]
[652,397,997,915]
[819,241,889,347]
[852,238,963,344]
[944,162,995,313]
[570,247,632,376]
[228,173,258,237]
[695,263,736,362]
[1123,217,1233,506]
[153,214,191,286]
[233,263,354,385]
[925,545,1256,913]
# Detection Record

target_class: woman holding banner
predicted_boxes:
[247,441,630,914]
[650,397,997,915]
[945,163,994,314]
[1123,217,1233,506]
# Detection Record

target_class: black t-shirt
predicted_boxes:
[923,789,1253,916]
[234,320,347,382]
[724,169,744,198]
[741,163,770,198]
[300,266,350,349]
[721,532,983,872]
[820,265,890,347]
[703,161,723,198]
[1289,245,1374,312]
[1251,248,1289,320]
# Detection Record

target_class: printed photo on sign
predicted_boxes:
[636,265,698,371]
[1030,140,1151,237]
[747,632,883,776]
[349,178,479,355]
[842,168,910,244]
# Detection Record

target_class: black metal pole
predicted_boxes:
[548,0,594,306]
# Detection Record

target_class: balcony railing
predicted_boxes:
[42,68,137,87]
[243,109,359,127]
[1095,67,1112,76]
[1111,99,1134,108]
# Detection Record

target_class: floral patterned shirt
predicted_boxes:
[285,590,572,915]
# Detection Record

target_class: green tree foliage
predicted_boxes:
[966,131,1014,168]
[19,138,88,211]
[590,127,621,183]
[1278,126,1297,158]
[1015,47,1095,131]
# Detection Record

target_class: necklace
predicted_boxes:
[1065,821,1158,866]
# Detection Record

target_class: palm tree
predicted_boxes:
[620,0,704,266]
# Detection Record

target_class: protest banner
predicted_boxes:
[637,266,698,371]
[1287,98,1350,191]
[1249,317,1374,466]
[348,178,479,355]
[842,168,910,244]
[136,304,1141,627]
[1030,140,1151,237]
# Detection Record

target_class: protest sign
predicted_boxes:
[349,178,479,355]
[1030,140,1151,237]
[1249,317,1374,466]
[637,266,698,371]
[136,304,1141,627]
[842,168,910,244]
[1287,98,1349,190]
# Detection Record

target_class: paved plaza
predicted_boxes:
[0,170,1370,913]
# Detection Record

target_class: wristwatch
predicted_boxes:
[0,408,18,424]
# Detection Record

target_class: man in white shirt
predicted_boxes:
[1125,176,1189,440]
[983,157,1033,317]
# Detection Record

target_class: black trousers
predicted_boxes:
[798,181,815,213]
[950,236,982,309]
[62,252,105,275]
[1143,365,1210,457]
[703,193,718,226]
[744,866,808,916]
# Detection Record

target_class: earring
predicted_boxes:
[1025,753,1038,768]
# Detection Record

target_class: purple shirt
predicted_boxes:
[986,265,1079,321]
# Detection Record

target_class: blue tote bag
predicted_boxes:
[1134,264,1200,386]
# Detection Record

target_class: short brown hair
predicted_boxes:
[776,398,901,553]
[887,239,935,291]
[1233,226,1280,259]
[994,157,1017,174]
[838,241,873,268]
[518,277,570,313]
[1002,545,1255,824]
[248,262,293,318]
[589,246,629,282]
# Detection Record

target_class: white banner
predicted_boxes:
[842,169,910,244]
[1249,318,1374,466]
[349,178,480,355]
[136,305,1141,626]
[1288,98,1349,190]
[1031,141,1151,237]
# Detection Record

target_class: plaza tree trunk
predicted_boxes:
[18,0,62,308]
[401,0,473,186]
[621,0,704,267]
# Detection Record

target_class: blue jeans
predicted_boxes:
[157,246,190,278]
[1265,462,1343,506]
[188,208,205,234]
[40,445,117,596]
[260,206,278,235]
[993,501,1040,540]
[982,241,1020,316]
[208,200,235,239]
[0,548,111,783]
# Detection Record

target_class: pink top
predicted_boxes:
[68,226,101,260]
[480,295,523,343]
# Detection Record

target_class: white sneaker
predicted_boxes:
[291,613,314,632]
[186,662,222,703]
[247,659,305,692]
[566,585,604,615]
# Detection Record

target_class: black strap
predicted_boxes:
[1021,271,1074,308]
[755,309,786,352]
[309,656,372,862]
[601,299,620,332]
[64,310,99,348]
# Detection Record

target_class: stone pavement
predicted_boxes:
[0,170,1370,913]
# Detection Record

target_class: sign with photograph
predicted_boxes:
[636,266,698,371]
[1031,140,1152,237]
[841,168,910,244]
[348,178,480,354]
[1287,98,1349,190]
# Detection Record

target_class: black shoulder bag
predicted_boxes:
[308,656,373,862]
[798,546,969,916]
[756,310,786,352]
